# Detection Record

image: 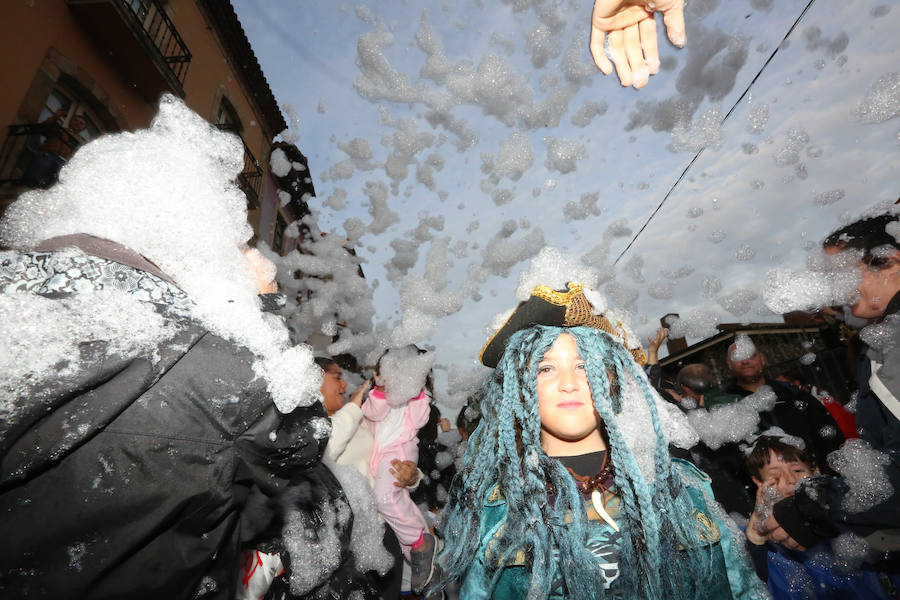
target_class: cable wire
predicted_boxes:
[613,0,819,266]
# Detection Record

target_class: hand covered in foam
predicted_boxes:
[589,0,685,89]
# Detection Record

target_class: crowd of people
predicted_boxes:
[2,1,900,598]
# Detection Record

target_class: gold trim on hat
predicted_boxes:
[531,283,584,306]
[480,283,647,366]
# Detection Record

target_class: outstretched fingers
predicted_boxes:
[590,25,613,75]
[607,30,632,87]
[662,1,686,48]
[623,23,649,88]
[639,18,660,75]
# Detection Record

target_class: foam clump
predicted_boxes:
[379,345,435,407]
[571,100,608,127]
[261,231,375,360]
[270,148,293,177]
[325,189,348,210]
[859,317,897,352]
[813,189,845,206]
[746,103,769,134]
[543,137,586,174]
[735,244,756,261]
[763,250,861,314]
[365,181,399,234]
[481,226,545,277]
[388,237,466,347]
[855,72,900,123]
[618,371,698,480]
[326,462,393,574]
[0,95,321,412]
[563,192,602,223]
[671,105,723,153]
[718,289,759,317]
[686,387,777,449]
[282,499,347,595]
[774,128,810,167]
[729,334,757,361]
[828,438,894,513]
[493,131,534,181]
[0,277,178,435]
[666,310,721,340]
[516,247,600,301]
[443,362,491,409]
[830,532,873,569]
[707,230,726,244]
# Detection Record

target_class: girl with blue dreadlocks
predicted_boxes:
[437,283,766,600]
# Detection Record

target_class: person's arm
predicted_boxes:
[324,402,364,462]
[409,392,432,431]
[768,456,900,550]
[643,327,668,393]
[361,389,390,422]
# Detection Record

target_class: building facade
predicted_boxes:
[0,0,301,252]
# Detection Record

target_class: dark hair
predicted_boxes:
[823,214,900,255]
[746,436,811,480]
[314,356,338,371]
[675,364,716,394]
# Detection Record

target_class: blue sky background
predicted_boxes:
[232,0,899,403]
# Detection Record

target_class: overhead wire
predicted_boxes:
[613,0,819,266]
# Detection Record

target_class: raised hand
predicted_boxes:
[589,0,686,89]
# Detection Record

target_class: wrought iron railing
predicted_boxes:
[122,0,191,86]
[0,123,83,188]
[215,124,262,207]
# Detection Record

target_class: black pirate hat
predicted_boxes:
[479,282,646,368]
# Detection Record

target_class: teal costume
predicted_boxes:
[438,284,768,600]
[461,459,763,600]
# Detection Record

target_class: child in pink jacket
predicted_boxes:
[362,350,438,593]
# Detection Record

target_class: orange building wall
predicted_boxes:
[0,0,278,232]
[0,0,272,161]
[175,3,273,161]
[0,1,155,129]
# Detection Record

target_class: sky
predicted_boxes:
[231,0,900,406]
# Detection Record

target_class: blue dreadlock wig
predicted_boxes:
[439,325,719,599]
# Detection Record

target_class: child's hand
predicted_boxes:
[746,480,779,545]
[438,417,452,432]
[390,459,419,487]
[349,379,371,407]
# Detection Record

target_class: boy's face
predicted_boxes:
[852,251,900,319]
[752,449,814,499]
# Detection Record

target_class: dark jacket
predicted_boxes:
[772,293,900,566]
[724,378,844,471]
[0,243,356,599]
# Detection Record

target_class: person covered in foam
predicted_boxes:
[363,345,440,595]
[0,95,357,599]
[743,436,896,599]
[435,282,766,599]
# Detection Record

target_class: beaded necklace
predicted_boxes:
[545,452,616,496]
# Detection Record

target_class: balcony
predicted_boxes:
[67,0,191,100]
[216,125,262,209]
[0,123,82,189]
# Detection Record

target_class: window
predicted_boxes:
[214,96,242,134]
[273,212,287,254]
[0,82,108,188]
[38,88,102,144]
